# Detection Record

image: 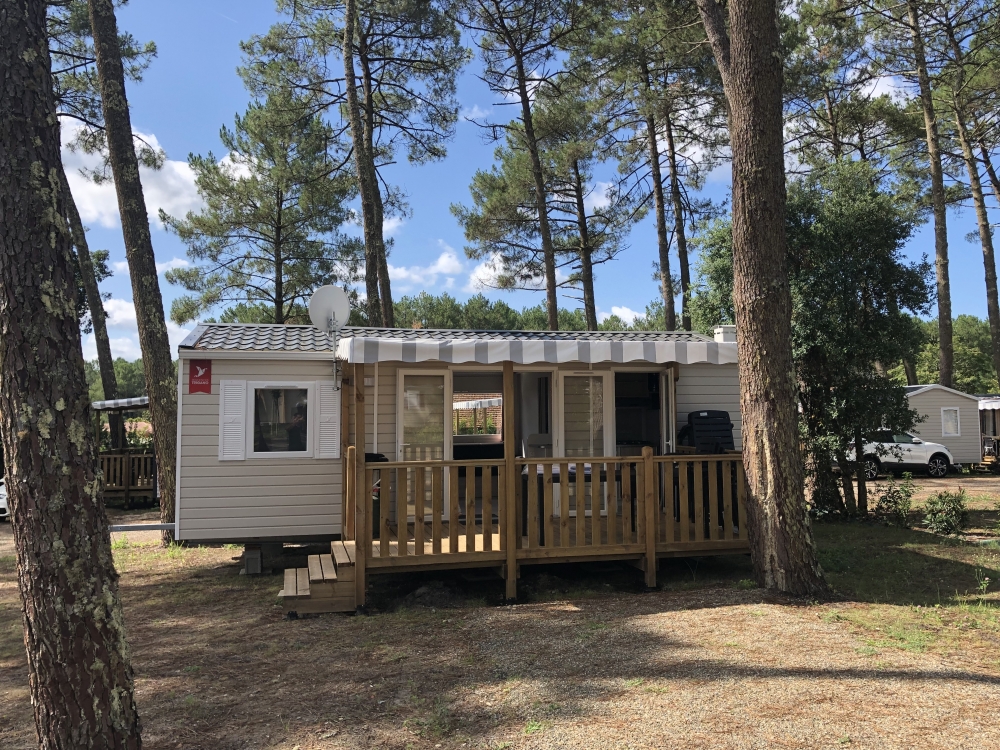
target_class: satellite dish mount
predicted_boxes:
[309,285,351,390]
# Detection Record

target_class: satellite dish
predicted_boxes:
[309,285,350,334]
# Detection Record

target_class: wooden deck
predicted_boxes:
[277,362,751,615]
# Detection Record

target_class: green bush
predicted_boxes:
[874,473,915,527]
[923,489,968,535]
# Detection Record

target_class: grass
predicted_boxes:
[4,485,1000,747]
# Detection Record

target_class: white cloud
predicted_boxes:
[388,242,465,290]
[465,253,505,292]
[584,181,613,212]
[461,104,490,120]
[156,257,190,274]
[383,216,405,236]
[613,306,640,323]
[61,121,203,229]
[113,256,190,275]
[82,295,191,361]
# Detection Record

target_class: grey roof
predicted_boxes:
[180,324,335,352]
[180,323,714,353]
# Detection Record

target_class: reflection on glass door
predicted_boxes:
[562,375,606,458]
[400,374,445,461]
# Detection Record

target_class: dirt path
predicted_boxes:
[2,517,999,750]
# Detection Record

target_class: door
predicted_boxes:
[558,372,613,458]
[398,373,448,461]
[893,433,922,467]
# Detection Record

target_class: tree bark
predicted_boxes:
[641,61,677,331]
[954,108,1000,383]
[663,108,691,331]
[836,450,858,513]
[514,54,559,330]
[356,26,394,327]
[906,0,953,387]
[853,427,868,515]
[0,1,142,745]
[696,0,828,595]
[274,191,284,324]
[571,159,598,330]
[981,142,1000,204]
[903,357,918,385]
[343,0,384,326]
[61,168,124,447]
[88,0,178,544]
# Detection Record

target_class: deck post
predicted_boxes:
[642,446,657,588]
[502,360,517,600]
[354,363,367,608]
[341,366,352,535]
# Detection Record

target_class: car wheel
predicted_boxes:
[862,456,880,481]
[927,454,949,478]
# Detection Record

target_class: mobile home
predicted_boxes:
[904,384,982,465]
[175,324,750,610]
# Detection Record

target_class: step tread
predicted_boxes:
[331,540,355,568]
[308,554,337,583]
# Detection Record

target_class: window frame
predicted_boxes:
[941,407,961,438]
[245,380,316,459]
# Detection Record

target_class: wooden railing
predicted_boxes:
[347,445,749,602]
[365,458,508,566]
[99,451,156,508]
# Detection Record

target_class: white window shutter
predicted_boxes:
[317,382,341,459]
[218,380,246,461]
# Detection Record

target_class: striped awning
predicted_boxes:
[91,396,149,411]
[453,397,503,409]
[336,336,738,366]
[981,398,1000,411]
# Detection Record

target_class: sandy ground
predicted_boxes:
[1,480,999,749]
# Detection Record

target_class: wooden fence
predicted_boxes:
[99,451,156,508]
[346,446,750,603]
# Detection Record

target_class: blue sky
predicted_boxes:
[66,0,993,361]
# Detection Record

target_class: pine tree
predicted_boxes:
[0,0,142,744]
[162,91,362,325]
[696,0,829,595]
[87,0,178,543]
[243,0,468,326]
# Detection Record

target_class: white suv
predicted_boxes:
[0,478,7,521]
[855,431,959,480]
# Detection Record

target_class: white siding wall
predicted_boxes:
[675,363,742,449]
[177,358,342,541]
[908,390,981,464]
[178,357,743,540]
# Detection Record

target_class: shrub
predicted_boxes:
[923,489,968,535]
[874,473,915,527]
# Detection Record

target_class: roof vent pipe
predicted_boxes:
[714,325,737,343]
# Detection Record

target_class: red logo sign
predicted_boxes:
[189,360,212,394]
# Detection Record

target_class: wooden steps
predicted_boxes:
[278,541,357,614]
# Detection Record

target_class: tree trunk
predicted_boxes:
[853,427,868,515]
[343,0,383,326]
[0,2,142,746]
[981,142,1000,203]
[903,357,918,385]
[663,109,691,331]
[641,62,677,330]
[274,194,284,324]
[571,160,598,330]
[836,450,858,514]
[696,0,828,596]
[514,54,559,330]
[356,28,394,327]
[954,107,1000,383]
[88,0,177,544]
[61,168,124,447]
[906,0,953,387]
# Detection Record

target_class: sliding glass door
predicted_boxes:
[558,373,612,458]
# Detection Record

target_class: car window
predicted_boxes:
[871,431,893,443]
[893,434,915,443]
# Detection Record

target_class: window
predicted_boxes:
[399,373,446,461]
[252,387,310,454]
[216,379,340,461]
[562,374,607,458]
[941,407,960,437]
